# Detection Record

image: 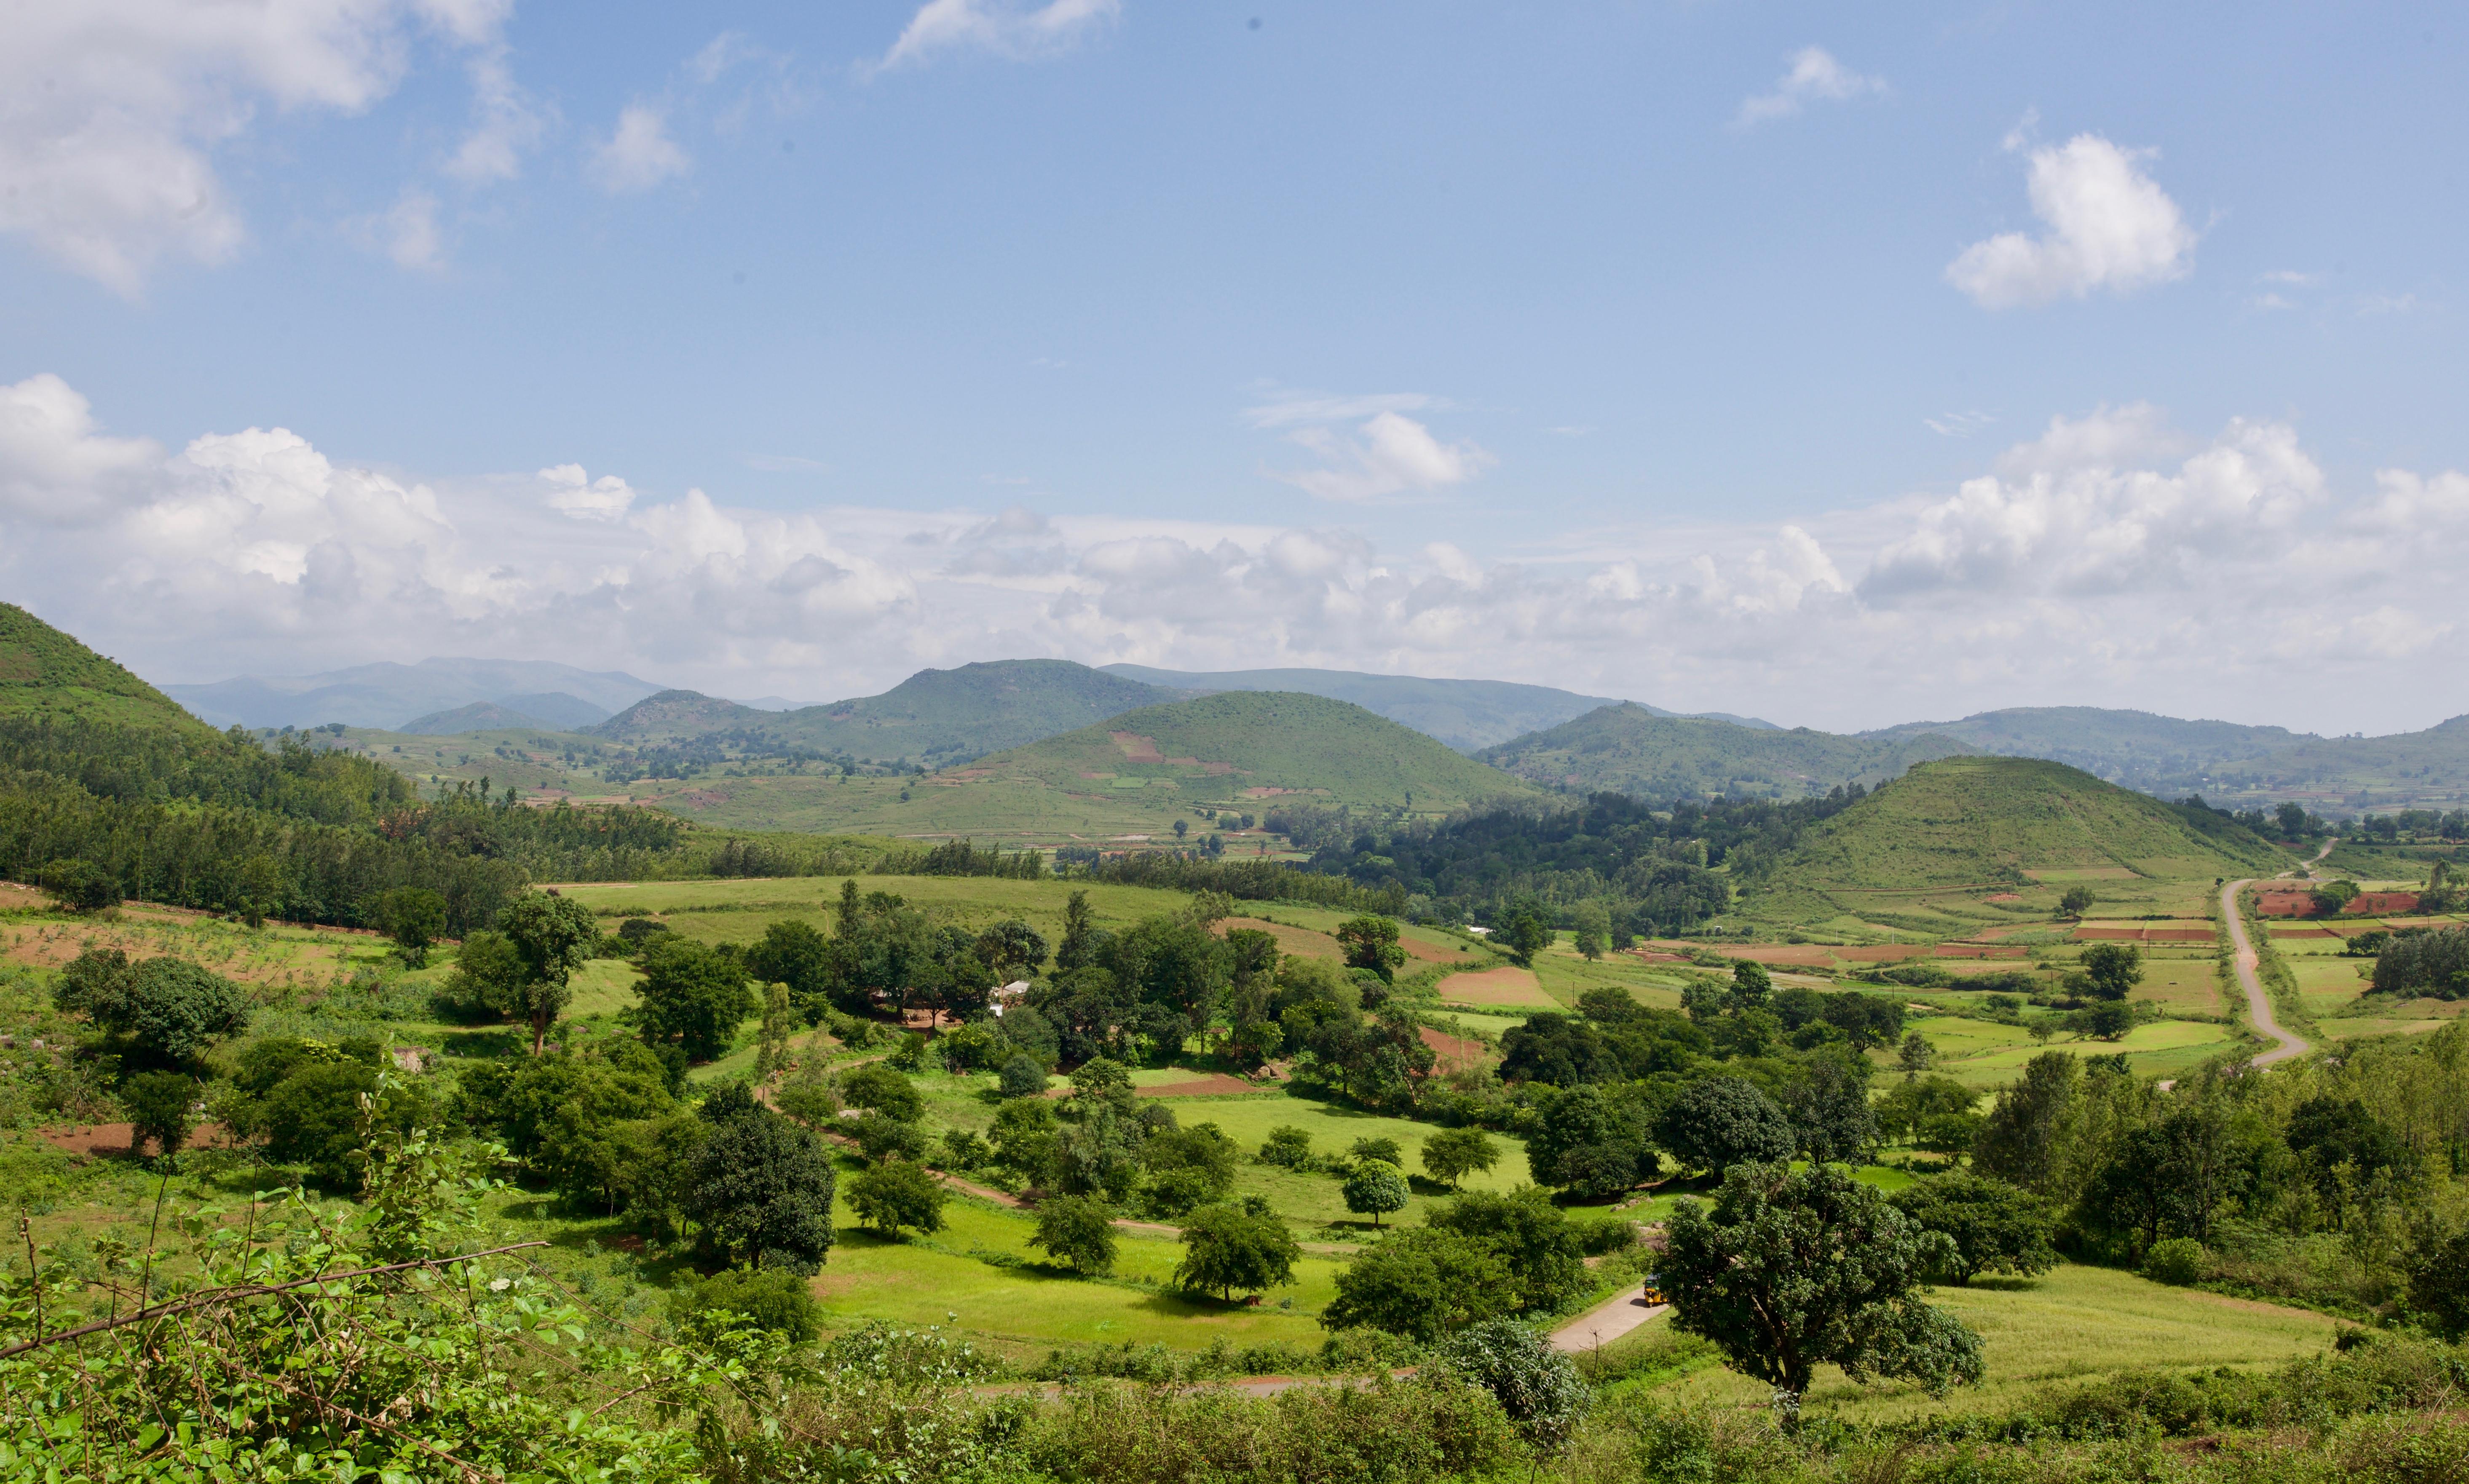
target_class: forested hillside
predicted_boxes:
[0,602,206,730]
[1481,703,1972,800]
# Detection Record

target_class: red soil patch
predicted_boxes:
[1436,966,1553,1005]
[40,1122,231,1158]
[1836,946,1924,963]
[2347,892,2421,915]
[1705,945,1836,966]
[1419,1027,1489,1075]
[2146,929,2220,943]
[1109,732,1165,763]
[2255,892,2317,917]
[1983,893,2023,903]
[1397,933,1477,965]
[2074,928,2149,941]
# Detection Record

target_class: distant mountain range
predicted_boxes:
[162,658,660,731]
[1099,663,1776,751]
[148,648,2469,817]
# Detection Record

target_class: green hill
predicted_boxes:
[1744,755,2290,935]
[400,701,554,735]
[1861,706,2314,795]
[967,691,1541,813]
[0,603,207,731]
[2197,715,2469,813]
[592,660,1186,767]
[1481,703,1973,801]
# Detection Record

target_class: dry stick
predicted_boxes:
[0,1241,547,1360]
[16,1212,40,1342]
[135,1162,173,1320]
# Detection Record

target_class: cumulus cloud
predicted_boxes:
[443,48,547,183]
[880,0,1119,69]
[347,188,446,271]
[1274,413,1494,504]
[1,372,2462,734]
[1734,47,1885,128]
[0,0,514,296]
[1947,134,2198,308]
[589,104,692,193]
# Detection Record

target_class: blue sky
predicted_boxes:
[1,2,2462,733]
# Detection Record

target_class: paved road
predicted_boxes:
[2218,877,2313,1068]
[1548,1286,1670,1353]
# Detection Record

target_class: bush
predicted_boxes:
[1342,1160,1411,1228]
[850,1110,930,1163]
[840,1063,925,1122]
[1570,1217,1638,1257]
[849,1159,947,1238]
[999,1053,1050,1098]
[1258,1126,1313,1169]
[669,1267,820,1344]
[119,1072,196,1163]
[2144,1237,2206,1286]
[687,1108,837,1273]
[52,949,249,1068]
[1324,1229,1512,1341]
[39,858,118,912]
[1432,1320,1589,1447]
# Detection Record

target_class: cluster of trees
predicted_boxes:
[1970,1027,2469,1313]
[2370,925,2469,999]
[875,838,1049,879]
[1061,850,1409,915]
[1292,791,1886,940]
[1470,966,1910,1197]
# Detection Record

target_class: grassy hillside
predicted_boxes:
[1481,703,1972,801]
[970,691,1538,813]
[2199,714,2469,813]
[1099,663,1624,751]
[593,660,1186,768]
[1746,755,2290,934]
[399,701,553,735]
[0,603,209,731]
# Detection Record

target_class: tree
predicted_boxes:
[2078,943,2143,1002]
[838,1063,924,1122]
[743,918,835,1021]
[669,1267,820,1344]
[1571,902,1610,962]
[1782,1057,1878,1166]
[686,1107,838,1273]
[1971,1052,2081,1194]
[1029,1193,1118,1275]
[627,935,758,1063]
[849,1110,930,1163]
[990,1096,1060,1188]
[1730,959,1772,1009]
[1888,1174,2056,1285]
[1656,1076,1796,1178]
[1343,1159,1411,1228]
[1497,908,1553,967]
[2406,1227,2469,1340]
[1663,1162,1985,1400]
[1259,1126,1313,1168]
[2079,1001,2134,1040]
[1173,818,1189,840]
[1896,1032,1934,1077]
[973,919,1050,981]
[998,1053,1049,1098]
[372,886,448,967]
[121,1071,197,1165]
[53,949,249,1068]
[498,891,601,1055]
[1173,1202,1301,1302]
[1527,1083,1651,1196]
[849,1158,947,1238]
[1323,1229,1512,1340]
[1336,916,1408,983]
[754,980,793,1080]
[1427,1187,1589,1316]
[1421,1127,1500,1188]
[1055,889,1101,972]
[2058,886,2095,917]
[2275,802,2309,839]
[40,857,119,912]
[436,929,525,1021]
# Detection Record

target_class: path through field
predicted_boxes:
[2220,877,2311,1068]
[1548,1285,1669,1353]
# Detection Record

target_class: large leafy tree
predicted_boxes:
[1655,1076,1795,1179]
[1342,1159,1411,1228]
[53,948,249,1068]
[1173,1202,1300,1302]
[1525,1083,1652,1196]
[686,1104,838,1273]
[372,885,449,967]
[1887,1174,2057,1285]
[1030,1193,1119,1275]
[1323,1229,1511,1340]
[498,891,601,1055]
[1335,915,1408,983]
[1427,1187,1589,1316]
[744,918,837,1021]
[1663,1162,1985,1400]
[848,1159,947,1238]
[2078,943,2144,1002]
[629,935,756,1062]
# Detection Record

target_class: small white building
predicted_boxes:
[988,980,1032,1016]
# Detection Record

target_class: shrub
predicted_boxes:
[940,1128,991,1170]
[119,1072,196,1164]
[849,1159,947,1238]
[1323,1229,1511,1341]
[52,949,249,1068]
[669,1266,820,1344]
[1258,1126,1313,1168]
[850,1110,930,1163]
[1342,1161,1411,1228]
[1175,1203,1301,1302]
[999,1053,1050,1097]
[839,1063,924,1122]
[39,858,118,913]
[1432,1320,1589,1447]
[2144,1237,2206,1286]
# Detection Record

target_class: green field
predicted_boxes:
[1637,1261,2339,1420]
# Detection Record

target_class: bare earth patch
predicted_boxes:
[1436,965,1553,1006]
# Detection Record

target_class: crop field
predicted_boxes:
[1638,1262,2339,1421]
[554,873,1213,947]
[1899,1013,2246,1086]
[625,770,1208,845]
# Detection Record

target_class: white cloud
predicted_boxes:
[347,188,446,271]
[3,372,2465,736]
[0,0,513,297]
[1278,412,1494,504]
[537,464,637,521]
[1734,47,1885,128]
[1946,134,2198,308]
[443,48,546,182]
[1244,389,1435,429]
[1923,412,1996,439]
[589,104,692,193]
[880,0,1119,70]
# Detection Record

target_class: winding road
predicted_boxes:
[2218,838,2334,1068]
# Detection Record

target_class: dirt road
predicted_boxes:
[2218,878,2312,1068]
[1548,1285,1669,1353]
